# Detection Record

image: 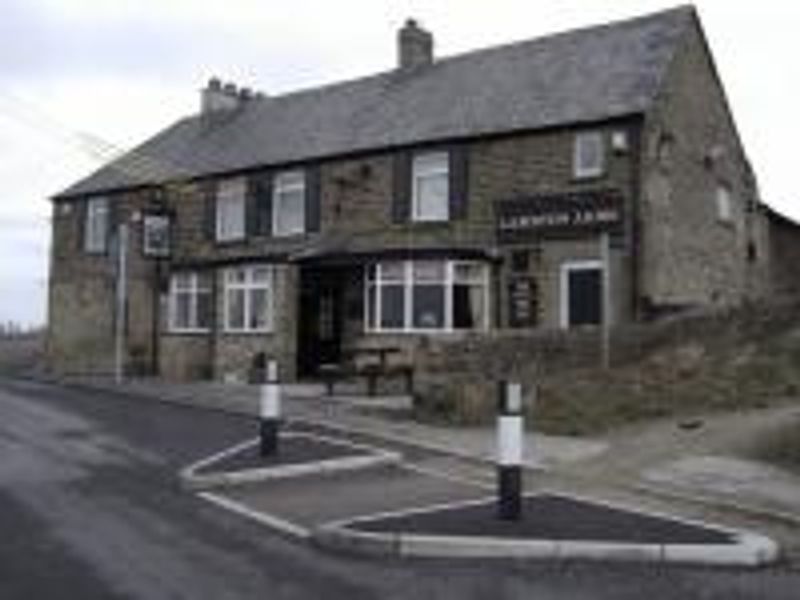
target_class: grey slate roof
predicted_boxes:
[57,6,695,199]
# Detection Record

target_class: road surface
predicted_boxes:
[1,377,798,600]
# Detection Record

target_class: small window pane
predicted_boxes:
[85,197,109,253]
[380,262,405,282]
[175,293,192,329]
[227,268,246,284]
[413,261,446,282]
[413,152,449,222]
[453,283,485,329]
[227,289,246,330]
[196,291,212,330]
[380,285,405,329]
[413,285,445,329]
[717,187,732,222]
[454,263,484,283]
[366,284,377,329]
[273,171,306,236]
[249,289,269,330]
[575,132,605,178]
[251,266,271,283]
[216,179,246,241]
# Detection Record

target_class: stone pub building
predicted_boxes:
[47,6,772,383]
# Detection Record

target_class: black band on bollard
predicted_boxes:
[497,465,522,520]
[260,418,279,457]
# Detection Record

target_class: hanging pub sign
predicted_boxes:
[496,190,624,243]
[142,213,172,257]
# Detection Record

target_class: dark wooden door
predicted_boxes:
[297,269,344,376]
[568,268,602,326]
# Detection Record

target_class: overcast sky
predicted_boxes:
[1,0,798,327]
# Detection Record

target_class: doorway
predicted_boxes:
[560,260,603,328]
[297,266,346,376]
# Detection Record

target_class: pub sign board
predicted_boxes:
[496,190,624,243]
[508,276,538,328]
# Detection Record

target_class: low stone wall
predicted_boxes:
[412,297,800,423]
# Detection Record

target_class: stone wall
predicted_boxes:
[47,189,161,375]
[212,264,299,382]
[412,297,800,421]
[639,16,768,309]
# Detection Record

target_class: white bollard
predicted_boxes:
[259,360,281,456]
[497,381,524,520]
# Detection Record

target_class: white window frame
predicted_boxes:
[223,265,274,333]
[411,152,449,222]
[716,185,733,223]
[168,272,211,333]
[215,178,246,242]
[272,170,306,237]
[559,259,603,329]
[364,260,490,334]
[84,196,109,253]
[573,132,605,179]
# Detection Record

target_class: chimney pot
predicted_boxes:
[398,18,434,71]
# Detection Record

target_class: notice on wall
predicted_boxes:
[508,276,538,328]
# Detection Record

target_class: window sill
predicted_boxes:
[221,329,274,336]
[164,329,211,336]
[214,237,248,247]
[571,171,606,183]
[271,230,308,239]
[365,328,488,336]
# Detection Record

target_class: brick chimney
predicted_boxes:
[398,19,434,71]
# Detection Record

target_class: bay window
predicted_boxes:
[168,272,211,332]
[365,260,489,332]
[224,265,274,332]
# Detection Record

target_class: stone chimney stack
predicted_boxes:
[201,77,240,113]
[398,19,434,71]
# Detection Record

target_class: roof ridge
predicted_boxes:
[228,4,695,110]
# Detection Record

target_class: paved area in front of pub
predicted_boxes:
[3,376,800,600]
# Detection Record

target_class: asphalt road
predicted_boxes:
[1,377,800,600]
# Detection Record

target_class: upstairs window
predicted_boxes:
[168,272,211,332]
[84,196,109,253]
[574,132,605,179]
[273,170,306,236]
[215,178,246,242]
[224,265,274,333]
[412,152,449,222]
[716,185,733,223]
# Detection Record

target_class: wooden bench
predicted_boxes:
[318,348,414,397]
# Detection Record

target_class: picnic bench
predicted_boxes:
[318,346,414,397]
